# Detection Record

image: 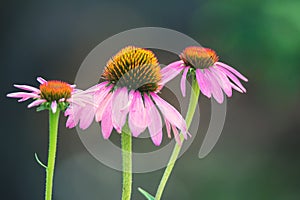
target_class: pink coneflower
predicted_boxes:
[7,77,95,118]
[65,46,189,146]
[6,76,97,200]
[161,46,248,103]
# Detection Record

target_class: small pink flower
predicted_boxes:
[161,46,248,103]
[7,77,95,128]
[65,46,189,146]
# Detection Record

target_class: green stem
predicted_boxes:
[45,109,60,200]
[121,124,132,200]
[155,78,200,200]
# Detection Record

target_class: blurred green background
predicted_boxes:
[1,0,300,199]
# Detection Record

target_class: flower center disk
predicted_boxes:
[40,80,72,102]
[102,46,161,92]
[180,46,219,69]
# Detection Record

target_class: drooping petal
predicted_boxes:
[172,125,182,146]
[65,105,82,129]
[161,60,185,85]
[144,94,163,146]
[112,87,129,133]
[129,91,149,137]
[79,104,96,130]
[151,93,188,139]
[37,77,47,84]
[13,84,40,93]
[204,69,224,103]
[27,99,46,108]
[101,99,113,139]
[216,62,248,82]
[95,92,113,122]
[218,67,247,92]
[210,66,232,97]
[180,67,189,97]
[230,82,243,93]
[195,69,211,98]
[164,118,171,138]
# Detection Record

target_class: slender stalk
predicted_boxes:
[45,109,60,200]
[121,124,132,200]
[155,78,200,200]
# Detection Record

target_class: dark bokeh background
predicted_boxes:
[1,0,300,199]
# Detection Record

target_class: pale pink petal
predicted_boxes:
[172,125,182,146]
[218,67,247,92]
[216,62,248,82]
[13,84,40,93]
[210,67,232,97]
[161,60,185,85]
[18,97,31,102]
[93,83,113,104]
[51,101,57,113]
[27,99,46,108]
[195,69,211,98]
[79,104,96,129]
[144,94,163,146]
[95,92,113,122]
[204,69,224,103]
[7,92,39,99]
[180,67,189,97]
[230,82,243,93]
[37,77,47,84]
[65,100,97,130]
[151,93,188,139]
[66,116,76,129]
[70,83,111,107]
[129,91,149,137]
[65,106,81,129]
[101,100,113,139]
[112,87,129,133]
[164,118,171,138]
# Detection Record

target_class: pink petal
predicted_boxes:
[65,106,81,129]
[180,67,189,97]
[151,93,188,139]
[230,82,243,93]
[216,62,248,82]
[27,99,46,108]
[18,97,31,102]
[66,116,76,129]
[164,118,171,138]
[210,67,232,97]
[144,94,163,146]
[101,100,113,139]
[129,91,149,137]
[218,67,247,92]
[95,92,113,122]
[51,101,57,113]
[161,60,185,85]
[79,104,96,130]
[112,88,129,133]
[13,84,40,93]
[195,69,211,98]
[172,125,182,146]
[204,69,224,104]
[37,77,47,84]
[7,92,39,99]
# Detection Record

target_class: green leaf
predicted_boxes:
[34,153,47,169]
[36,102,49,112]
[138,187,155,200]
